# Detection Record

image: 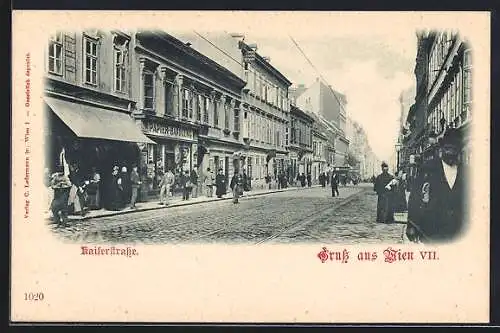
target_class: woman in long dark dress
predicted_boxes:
[104,166,123,211]
[373,162,395,223]
[215,168,226,198]
[391,171,408,214]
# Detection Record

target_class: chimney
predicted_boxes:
[247,43,258,50]
[263,56,271,62]
[230,33,245,41]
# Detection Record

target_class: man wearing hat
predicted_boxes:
[406,128,467,243]
[374,161,395,223]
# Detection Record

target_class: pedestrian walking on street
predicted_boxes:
[331,170,340,197]
[87,166,101,210]
[180,170,192,200]
[391,170,408,214]
[374,162,395,223]
[406,129,466,243]
[307,173,312,187]
[104,165,123,211]
[68,163,88,216]
[204,167,215,197]
[129,165,141,209]
[230,171,243,204]
[49,167,72,225]
[120,166,130,207]
[320,172,327,187]
[215,168,227,198]
[190,167,199,199]
[159,168,175,205]
[299,173,306,187]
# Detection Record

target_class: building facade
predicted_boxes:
[131,30,246,195]
[289,105,314,182]
[239,41,293,189]
[44,29,155,205]
[168,32,292,190]
[295,78,350,167]
[402,30,472,184]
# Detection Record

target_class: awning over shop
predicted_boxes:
[44,96,156,144]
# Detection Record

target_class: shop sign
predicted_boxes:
[142,121,195,141]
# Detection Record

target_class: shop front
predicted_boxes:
[44,96,156,209]
[138,118,198,197]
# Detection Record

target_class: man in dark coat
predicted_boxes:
[331,170,340,197]
[180,170,191,200]
[406,129,466,243]
[374,162,395,223]
[230,171,243,204]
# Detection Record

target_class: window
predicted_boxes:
[203,96,209,124]
[253,71,257,96]
[285,126,289,146]
[213,99,219,127]
[224,102,230,130]
[182,89,189,118]
[165,82,174,115]
[114,46,126,92]
[189,91,194,119]
[256,75,261,98]
[143,71,155,110]
[197,95,203,122]
[147,144,155,163]
[48,32,63,75]
[234,109,240,132]
[83,36,98,85]
[463,49,472,112]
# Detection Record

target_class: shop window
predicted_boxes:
[143,71,155,110]
[234,109,240,132]
[83,36,98,85]
[48,32,63,75]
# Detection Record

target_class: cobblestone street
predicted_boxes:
[50,184,405,245]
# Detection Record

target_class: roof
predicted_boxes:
[136,30,246,89]
[290,105,315,123]
[239,41,293,87]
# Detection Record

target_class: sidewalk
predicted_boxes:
[46,185,322,222]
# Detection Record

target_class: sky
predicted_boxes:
[168,13,420,164]
[240,32,417,164]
